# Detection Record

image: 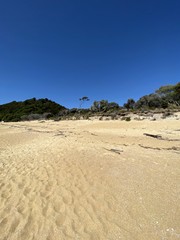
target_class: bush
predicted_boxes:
[121,116,131,121]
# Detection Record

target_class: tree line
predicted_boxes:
[0,82,179,122]
[89,82,180,111]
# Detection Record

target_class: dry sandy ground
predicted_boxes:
[0,119,179,240]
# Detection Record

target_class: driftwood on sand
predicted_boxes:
[143,133,180,142]
[143,133,162,139]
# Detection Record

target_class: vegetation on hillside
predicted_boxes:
[0,98,66,122]
[0,82,179,122]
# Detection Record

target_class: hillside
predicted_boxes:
[0,98,66,122]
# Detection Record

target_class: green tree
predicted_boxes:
[91,100,115,112]
[124,99,135,110]
[174,82,180,103]
[155,83,180,106]
[155,85,174,97]
[79,96,89,108]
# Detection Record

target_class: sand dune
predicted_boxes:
[0,119,179,240]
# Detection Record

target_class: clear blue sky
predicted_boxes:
[0,0,179,108]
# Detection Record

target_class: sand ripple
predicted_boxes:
[0,120,179,240]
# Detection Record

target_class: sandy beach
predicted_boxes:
[0,119,179,240]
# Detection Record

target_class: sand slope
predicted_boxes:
[0,119,180,240]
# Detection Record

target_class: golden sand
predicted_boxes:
[0,119,179,240]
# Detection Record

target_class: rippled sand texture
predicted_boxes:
[0,119,180,240]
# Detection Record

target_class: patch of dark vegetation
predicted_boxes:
[121,116,131,121]
[0,98,66,122]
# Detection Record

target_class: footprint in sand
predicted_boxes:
[9,217,20,233]
[55,213,66,226]
[53,200,64,213]
[0,217,8,234]
[23,187,31,196]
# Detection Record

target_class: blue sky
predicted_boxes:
[0,0,179,108]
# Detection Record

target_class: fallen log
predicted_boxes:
[139,144,180,153]
[143,133,180,142]
[104,148,123,155]
[139,144,161,150]
[143,133,162,139]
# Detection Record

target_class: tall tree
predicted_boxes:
[124,99,135,110]
[79,96,89,108]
